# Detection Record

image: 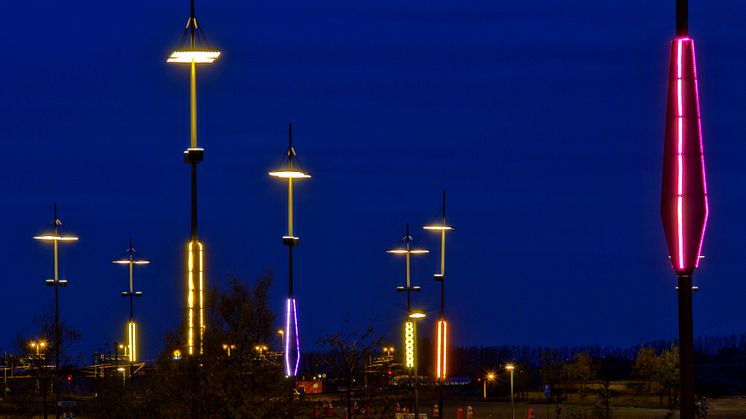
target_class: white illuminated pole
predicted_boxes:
[113,238,149,365]
[34,204,78,419]
[506,364,515,419]
[388,227,428,416]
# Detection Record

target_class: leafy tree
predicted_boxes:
[561,352,595,401]
[656,346,680,409]
[633,347,657,394]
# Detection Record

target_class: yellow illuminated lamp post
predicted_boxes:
[407,311,426,419]
[222,344,236,357]
[112,238,149,364]
[29,340,48,413]
[506,364,515,419]
[34,204,78,419]
[423,189,454,414]
[269,123,311,379]
[388,223,428,416]
[483,373,495,399]
[167,0,220,357]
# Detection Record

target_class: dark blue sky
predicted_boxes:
[3,0,746,360]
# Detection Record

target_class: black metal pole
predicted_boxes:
[52,205,60,419]
[676,0,688,36]
[414,320,420,419]
[677,273,695,419]
[439,190,446,417]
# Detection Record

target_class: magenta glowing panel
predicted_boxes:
[660,37,709,275]
[284,298,300,377]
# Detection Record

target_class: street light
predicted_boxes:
[483,373,495,399]
[29,339,48,411]
[34,204,78,419]
[269,123,311,379]
[407,310,426,419]
[388,224,428,417]
[222,344,236,357]
[113,238,149,363]
[506,364,515,419]
[659,2,709,418]
[167,0,221,357]
[423,189,454,415]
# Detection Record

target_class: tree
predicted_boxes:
[561,352,595,401]
[317,323,381,418]
[633,347,657,394]
[88,272,293,418]
[656,346,680,409]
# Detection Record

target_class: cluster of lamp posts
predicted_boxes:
[30,0,710,418]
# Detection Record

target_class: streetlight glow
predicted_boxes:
[167,49,221,63]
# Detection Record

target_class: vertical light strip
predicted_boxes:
[690,39,709,267]
[128,321,137,363]
[675,38,685,271]
[292,298,300,376]
[187,242,195,355]
[405,321,414,369]
[436,321,442,379]
[285,298,291,376]
[198,242,204,355]
[442,320,447,379]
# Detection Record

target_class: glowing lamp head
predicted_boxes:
[660,36,708,275]
[505,364,515,371]
[112,259,150,265]
[167,49,221,64]
[268,169,311,179]
[487,373,495,380]
[423,224,454,231]
[33,235,78,242]
[386,248,429,255]
[409,311,426,319]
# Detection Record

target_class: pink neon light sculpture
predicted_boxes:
[660,37,708,275]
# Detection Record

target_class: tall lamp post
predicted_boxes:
[659,1,709,418]
[269,123,311,380]
[34,204,78,419]
[408,311,426,419]
[167,0,221,357]
[29,340,47,419]
[424,190,454,415]
[483,373,495,399]
[112,238,149,364]
[387,224,428,415]
[506,364,515,419]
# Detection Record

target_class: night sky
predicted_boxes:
[3,0,746,361]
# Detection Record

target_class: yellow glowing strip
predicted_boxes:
[423,225,454,231]
[405,321,414,369]
[386,249,429,254]
[33,235,79,241]
[187,242,195,355]
[167,50,221,63]
[198,242,204,355]
[268,170,311,179]
[128,321,137,363]
[112,260,150,264]
[190,61,197,148]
